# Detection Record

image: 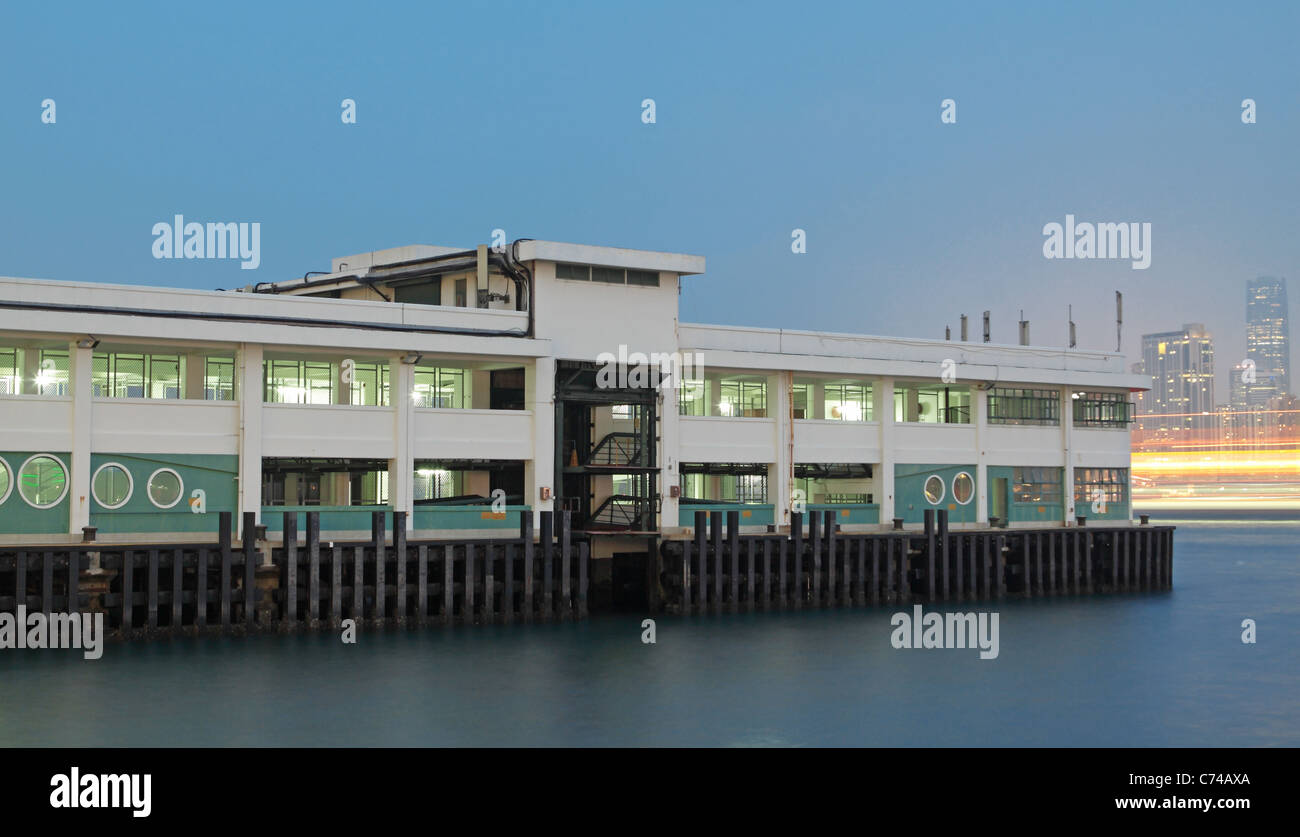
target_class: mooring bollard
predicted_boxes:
[892,518,903,530]
[1139,514,1149,525]
[82,526,97,542]
[1077,516,1087,527]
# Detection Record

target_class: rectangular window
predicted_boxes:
[1073,467,1128,508]
[626,269,659,287]
[734,474,768,503]
[555,262,589,281]
[204,357,236,401]
[454,278,468,307]
[414,467,461,501]
[412,366,470,409]
[0,347,19,395]
[719,378,767,417]
[823,383,872,422]
[393,281,442,306]
[988,387,1060,426]
[1073,392,1133,427]
[1012,467,1063,504]
[894,384,971,424]
[679,379,707,416]
[264,359,338,404]
[91,351,183,399]
[591,266,624,284]
[347,361,390,406]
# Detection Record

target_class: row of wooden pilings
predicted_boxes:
[658,509,1175,612]
[0,509,588,637]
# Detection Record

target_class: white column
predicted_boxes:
[390,356,414,529]
[771,370,792,530]
[659,377,680,530]
[974,385,989,525]
[1062,389,1075,526]
[68,341,93,534]
[526,357,556,527]
[237,344,263,532]
[878,378,895,525]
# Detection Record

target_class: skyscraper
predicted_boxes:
[1138,323,1216,439]
[1245,276,1290,401]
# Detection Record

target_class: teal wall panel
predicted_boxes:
[88,453,238,534]
[893,463,977,524]
[0,452,71,535]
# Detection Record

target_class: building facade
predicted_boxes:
[1136,324,1216,440]
[1246,276,1291,401]
[0,240,1145,546]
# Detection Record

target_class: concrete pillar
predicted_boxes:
[878,378,895,525]
[471,369,491,409]
[68,341,93,533]
[184,351,206,400]
[526,357,556,527]
[772,370,792,529]
[1062,389,1075,525]
[974,385,989,525]
[237,344,263,533]
[659,375,680,529]
[390,355,414,529]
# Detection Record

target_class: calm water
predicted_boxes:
[2,510,1297,747]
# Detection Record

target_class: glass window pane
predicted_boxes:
[148,469,183,508]
[93,464,132,508]
[20,455,67,507]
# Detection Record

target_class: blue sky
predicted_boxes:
[1,1,1296,394]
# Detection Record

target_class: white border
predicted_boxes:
[952,471,974,505]
[17,453,70,509]
[923,473,945,505]
[0,457,12,506]
[146,467,185,509]
[92,461,134,510]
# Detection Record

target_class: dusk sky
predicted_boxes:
[2,1,1296,396]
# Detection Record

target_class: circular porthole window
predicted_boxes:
[18,454,69,509]
[952,472,974,505]
[923,474,945,505]
[0,458,12,506]
[92,462,134,510]
[147,468,184,509]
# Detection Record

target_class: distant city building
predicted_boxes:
[1137,324,1216,438]
[1245,276,1290,401]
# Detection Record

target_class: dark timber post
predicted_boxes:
[745,539,756,610]
[809,511,822,608]
[122,550,134,633]
[284,512,298,625]
[242,511,257,627]
[790,512,803,610]
[560,510,572,620]
[417,545,429,625]
[464,542,476,624]
[923,509,935,601]
[541,511,554,621]
[353,546,365,622]
[824,510,838,606]
[710,511,723,611]
[394,511,407,622]
[170,548,182,630]
[521,513,534,623]
[219,512,232,628]
[694,511,707,611]
[146,549,158,631]
[372,511,386,621]
[307,512,320,626]
[762,539,772,610]
[727,510,740,610]
[995,533,1005,598]
[936,509,949,601]
[443,545,455,624]
[330,546,342,627]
